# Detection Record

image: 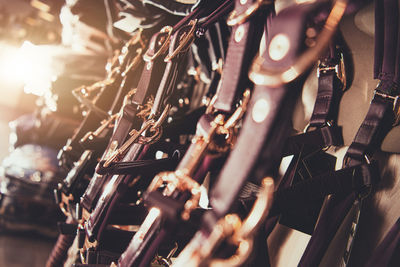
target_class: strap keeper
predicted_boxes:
[353,161,380,200]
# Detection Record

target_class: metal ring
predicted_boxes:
[227,0,273,26]
[249,0,349,87]
[164,20,197,62]
[138,126,162,145]
[143,26,173,62]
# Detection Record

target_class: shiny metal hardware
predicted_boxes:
[149,171,203,221]
[227,0,273,26]
[234,25,245,43]
[80,113,119,143]
[153,242,179,266]
[165,20,197,62]
[59,191,74,217]
[155,91,250,214]
[317,52,347,90]
[205,94,218,114]
[148,90,251,220]
[249,0,349,87]
[224,89,251,130]
[73,31,145,115]
[128,93,252,261]
[122,88,138,107]
[173,177,274,267]
[373,90,400,126]
[103,104,171,167]
[73,78,115,99]
[147,114,224,220]
[118,28,145,65]
[143,26,173,62]
[269,33,291,61]
[122,48,144,77]
[210,90,251,153]
[252,97,270,123]
[207,177,274,267]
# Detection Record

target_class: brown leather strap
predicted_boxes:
[213,0,269,113]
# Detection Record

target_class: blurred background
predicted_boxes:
[0,0,109,266]
[0,0,62,265]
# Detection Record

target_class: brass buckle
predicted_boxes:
[227,0,273,26]
[59,191,74,217]
[178,177,274,267]
[148,170,203,221]
[317,52,346,90]
[208,178,274,267]
[164,20,197,62]
[373,90,400,126]
[249,0,348,87]
[118,28,146,65]
[153,242,178,266]
[103,104,171,167]
[224,89,251,129]
[143,26,173,62]
[147,90,251,221]
[73,78,115,99]
[80,113,119,143]
[147,114,224,220]
[122,47,144,77]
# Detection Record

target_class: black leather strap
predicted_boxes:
[270,162,380,216]
[172,2,346,266]
[283,125,343,156]
[259,38,348,238]
[117,1,272,265]
[299,82,400,267]
[213,0,269,113]
[80,30,170,212]
[96,155,180,175]
[309,72,343,126]
[84,24,196,242]
[133,33,169,105]
[58,38,144,169]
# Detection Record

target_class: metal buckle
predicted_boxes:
[58,191,74,217]
[80,113,119,143]
[122,47,144,77]
[227,0,273,26]
[373,90,400,126]
[164,20,197,62]
[317,52,346,90]
[147,114,224,220]
[224,89,251,130]
[73,79,115,99]
[181,177,274,267]
[103,104,170,167]
[249,0,348,87]
[143,26,173,62]
[118,28,145,65]
[142,91,251,224]
[149,171,203,221]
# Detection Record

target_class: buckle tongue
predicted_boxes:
[373,90,400,126]
[317,52,346,90]
[227,0,273,26]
